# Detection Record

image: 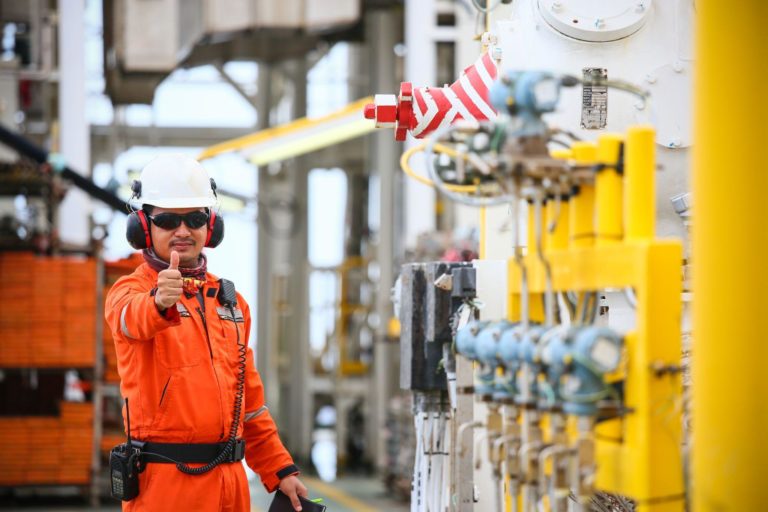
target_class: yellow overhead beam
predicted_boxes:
[197,97,376,165]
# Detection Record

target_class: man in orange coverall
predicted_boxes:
[105,154,307,511]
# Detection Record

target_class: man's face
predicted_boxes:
[148,207,208,266]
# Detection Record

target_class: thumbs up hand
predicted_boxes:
[155,251,183,310]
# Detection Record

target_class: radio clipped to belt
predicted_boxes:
[110,279,247,502]
[109,397,141,501]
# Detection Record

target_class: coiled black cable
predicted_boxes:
[175,302,246,475]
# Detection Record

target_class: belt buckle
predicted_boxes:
[231,439,246,462]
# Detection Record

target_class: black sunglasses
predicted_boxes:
[147,211,209,230]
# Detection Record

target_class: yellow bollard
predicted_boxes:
[624,126,655,240]
[691,2,768,511]
[569,142,597,248]
[596,134,624,246]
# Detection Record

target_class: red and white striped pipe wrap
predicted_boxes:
[364,52,499,141]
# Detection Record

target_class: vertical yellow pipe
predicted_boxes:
[549,149,572,251]
[546,199,569,251]
[570,142,597,248]
[526,201,545,323]
[625,126,655,240]
[542,198,551,252]
[596,134,624,246]
[692,2,768,511]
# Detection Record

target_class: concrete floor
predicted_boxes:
[0,473,410,512]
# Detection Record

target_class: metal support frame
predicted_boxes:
[57,0,90,247]
[89,234,105,506]
[255,57,312,461]
[284,57,312,462]
[506,246,683,510]
[90,125,254,164]
[506,129,684,510]
[256,62,277,407]
[214,62,258,110]
[366,6,402,472]
[403,0,438,248]
[454,348,476,510]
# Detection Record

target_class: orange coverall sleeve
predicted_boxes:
[239,298,298,492]
[105,274,181,343]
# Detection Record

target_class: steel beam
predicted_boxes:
[366,7,402,473]
[90,125,253,162]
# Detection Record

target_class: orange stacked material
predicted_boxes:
[0,402,94,486]
[103,253,143,383]
[62,258,97,366]
[0,253,35,364]
[0,253,97,368]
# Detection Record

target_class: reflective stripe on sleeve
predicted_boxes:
[244,405,268,422]
[120,305,137,339]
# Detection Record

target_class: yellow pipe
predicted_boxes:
[543,198,554,251]
[400,142,480,193]
[525,201,546,323]
[596,134,624,246]
[548,199,570,250]
[527,202,536,257]
[542,197,551,252]
[624,126,655,240]
[198,96,375,161]
[549,149,572,251]
[569,142,597,248]
[691,2,768,511]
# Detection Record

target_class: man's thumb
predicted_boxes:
[169,251,179,270]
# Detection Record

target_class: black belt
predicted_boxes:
[132,439,245,465]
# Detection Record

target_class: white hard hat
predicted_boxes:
[135,154,217,208]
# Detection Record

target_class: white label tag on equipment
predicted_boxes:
[582,68,608,129]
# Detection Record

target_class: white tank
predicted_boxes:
[494,0,694,240]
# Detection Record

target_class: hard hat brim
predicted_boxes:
[142,196,216,209]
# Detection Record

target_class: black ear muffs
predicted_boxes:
[205,209,225,248]
[126,209,152,250]
[126,209,223,250]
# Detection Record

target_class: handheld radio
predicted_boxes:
[109,397,141,501]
